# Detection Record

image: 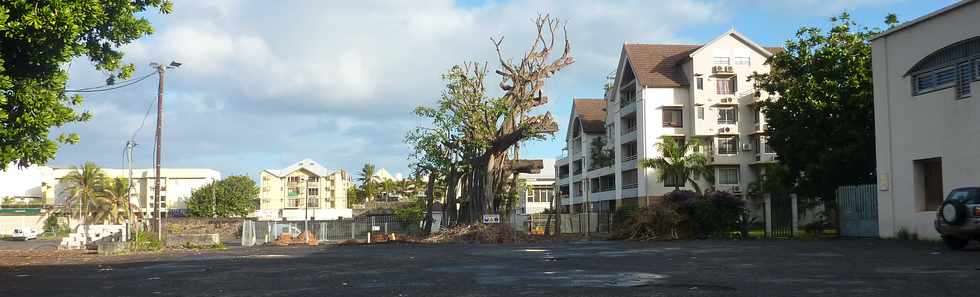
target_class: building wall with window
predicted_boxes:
[872,0,980,240]
[257,159,353,221]
[556,30,780,212]
[519,159,556,214]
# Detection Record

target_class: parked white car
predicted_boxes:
[12,228,38,241]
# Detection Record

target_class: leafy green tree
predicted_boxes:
[750,13,897,203]
[0,1,173,169]
[639,137,712,194]
[589,137,614,170]
[186,175,259,218]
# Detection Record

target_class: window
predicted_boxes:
[696,77,704,90]
[935,67,956,87]
[976,58,980,81]
[622,142,638,160]
[752,106,761,124]
[763,136,774,153]
[307,188,319,196]
[718,107,737,124]
[697,106,704,119]
[662,108,683,127]
[622,116,637,133]
[914,73,935,94]
[713,57,730,65]
[948,188,980,204]
[288,176,301,183]
[308,176,319,182]
[288,187,300,197]
[716,77,737,94]
[717,136,738,155]
[958,62,973,98]
[734,57,750,65]
[914,158,943,211]
[718,167,740,185]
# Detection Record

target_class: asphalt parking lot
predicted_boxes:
[2,239,979,297]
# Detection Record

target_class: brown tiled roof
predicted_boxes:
[572,99,606,134]
[765,47,785,54]
[623,44,700,88]
[623,44,784,88]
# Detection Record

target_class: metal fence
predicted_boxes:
[242,215,418,246]
[526,211,613,235]
[838,184,878,237]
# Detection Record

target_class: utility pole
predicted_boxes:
[152,61,181,242]
[211,179,217,219]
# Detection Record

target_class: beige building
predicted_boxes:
[256,159,353,221]
[873,0,980,239]
[557,29,780,212]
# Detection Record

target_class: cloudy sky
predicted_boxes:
[54,0,955,179]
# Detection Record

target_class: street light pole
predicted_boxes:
[152,61,181,242]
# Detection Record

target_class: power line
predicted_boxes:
[130,95,158,141]
[64,72,158,93]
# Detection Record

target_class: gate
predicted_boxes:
[768,194,794,238]
[241,215,418,245]
[837,184,878,237]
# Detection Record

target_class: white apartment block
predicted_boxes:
[0,163,220,217]
[873,0,980,239]
[256,159,353,221]
[556,30,780,212]
[518,159,556,215]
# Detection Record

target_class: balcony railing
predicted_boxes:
[622,126,637,134]
[286,198,301,208]
[591,184,615,193]
[623,154,637,161]
[559,173,570,179]
[622,183,638,189]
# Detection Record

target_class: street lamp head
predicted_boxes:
[168,61,182,68]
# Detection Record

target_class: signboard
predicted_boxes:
[482,214,501,224]
[371,225,381,231]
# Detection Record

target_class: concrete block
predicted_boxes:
[166,233,220,248]
[97,241,129,255]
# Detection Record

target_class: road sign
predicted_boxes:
[482,214,501,224]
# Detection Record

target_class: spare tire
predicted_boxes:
[940,200,968,225]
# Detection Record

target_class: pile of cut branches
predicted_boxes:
[423,224,528,244]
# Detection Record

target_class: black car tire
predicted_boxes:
[940,200,968,226]
[943,236,969,250]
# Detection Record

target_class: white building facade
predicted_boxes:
[0,163,220,217]
[518,159,556,214]
[557,30,780,212]
[872,0,980,240]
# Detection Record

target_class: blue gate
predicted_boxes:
[837,184,878,237]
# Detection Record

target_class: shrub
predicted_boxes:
[687,191,745,238]
[612,204,640,231]
[610,206,681,240]
[131,232,162,252]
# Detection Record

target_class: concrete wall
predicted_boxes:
[872,1,980,240]
[0,214,47,236]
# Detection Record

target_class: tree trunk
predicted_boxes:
[422,173,437,235]
[444,166,460,228]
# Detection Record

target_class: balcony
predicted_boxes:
[620,128,637,143]
[307,182,320,187]
[712,65,735,76]
[620,100,637,115]
[712,153,739,165]
[307,197,320,208]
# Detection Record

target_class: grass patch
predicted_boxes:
[131,231,163,252]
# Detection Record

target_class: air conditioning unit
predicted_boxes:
[721,97,732,103]
[720,127,731,133]
[741,143,753,151]
[712,66,734,74]
[732,186,742,193]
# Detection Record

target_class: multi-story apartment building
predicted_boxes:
[556,30,780,212]
[256,159,353,221]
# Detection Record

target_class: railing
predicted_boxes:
[559,173,569,179]
[286,198,301,208]
[623,154,637,161]
[591,184,615,193]
[622,183,638,189]
[307,182,320,187]
[622,126,637,134]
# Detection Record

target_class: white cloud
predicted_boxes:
[52,0,799,176]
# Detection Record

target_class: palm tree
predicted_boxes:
[639,137,713,194]
[94,177,136,225]
[358,163,379,200]
[60,162,107,227]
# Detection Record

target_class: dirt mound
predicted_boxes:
[423,224,529,244]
